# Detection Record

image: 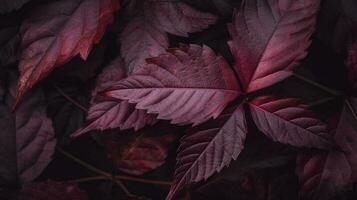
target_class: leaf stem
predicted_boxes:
[293,73,343,96]
[345,99,357,122]
[56,147,133,196]
[67,175,172,186]
[53,84,88,112]
[307,96,336,107]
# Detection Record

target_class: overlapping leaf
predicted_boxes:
[228,0,320,92]
[104,44,240,126]
[74,58,157,136]
[249,96,331,149]
[15,0,120,107]
[120,0,217,73]
[166,106,247,200]
[0,72,56,185]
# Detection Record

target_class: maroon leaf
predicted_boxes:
[73,58,157,136]
[105,44,240,126]
[120,0,217,73]
[15,0,120,107]
[0,0,31,14]
[18,181,88,200]
[166,105,247,200]
[102,125,180,175]
[228,0,320,93]
[0,72,56,185]
[249,96,331,149]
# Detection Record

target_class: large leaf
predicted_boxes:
[166,105,247,200]
[104,44,240,126]
[249,96,331,149]
[228,0,320,92]
[74,58,157,136]
[15,0,119,107]
[120,0,217,73]
[297,99,357,199]
[0,72,56,185]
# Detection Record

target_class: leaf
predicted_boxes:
[228,0,320,92]
[249,96,331,149]
[18,181,89,200]
[73,58,157,136]
[104,44,240,126]
[0,72,56,185]
[166,105,247,200]
[101,123,180,175]
[316,0,357,55]
[15,0,120,107]
[120,0,217,73]
[0,0,31,14]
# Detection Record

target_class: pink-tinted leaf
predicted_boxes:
[120,0,217,73]
[105,44,240,126]
[249,96,331,149]
[228,0,320,92]
[74,58,157,136]
[0,0,31,14]
[15,0,120,107]
[18,181,88,200]
[100,123,180,175]
[0,72,56,184]
[166,105,247,200]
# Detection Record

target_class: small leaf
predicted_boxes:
[166,105,247,200]
[228,0,320,92]
[105,44,240,126]
[101,123,180,175]
[249,96,331,149]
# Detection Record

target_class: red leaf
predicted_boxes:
[73,58,157,136]
[15,0,120,108]
[104,44,240,126]
[18,181,88,200]
[166,105,247,200]
[0,72,56,184]
[228,0,320,92]
[101,123,180,175]
[249,96,331,149]
[120,0,217,73]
